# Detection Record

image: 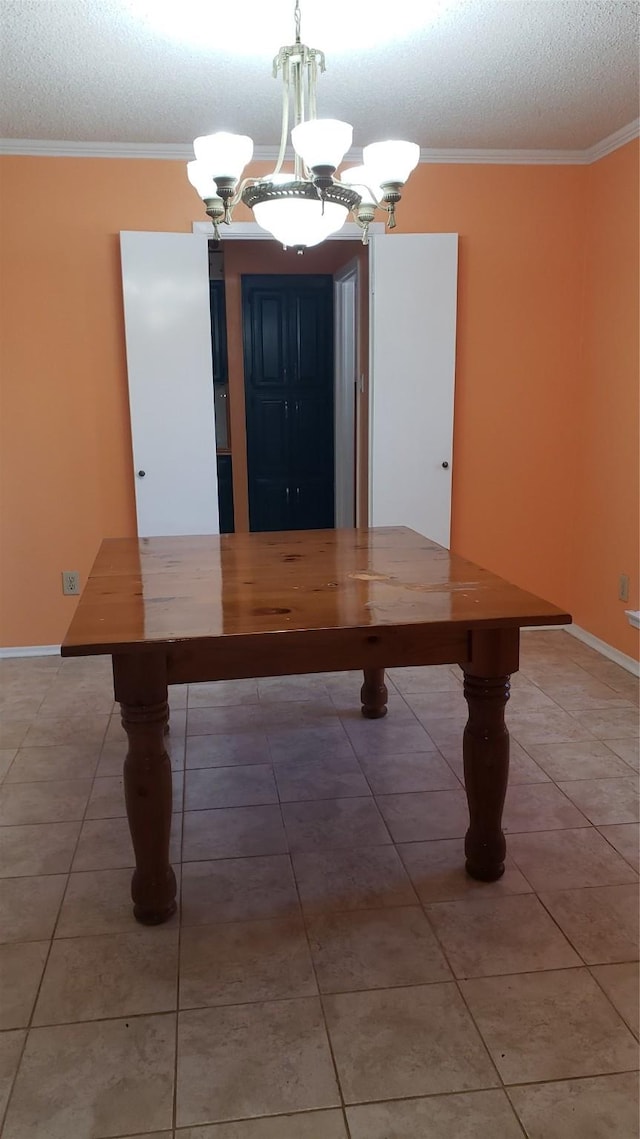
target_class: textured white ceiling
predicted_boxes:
[0,0,638,150]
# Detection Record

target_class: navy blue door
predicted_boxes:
[242,275,334,532]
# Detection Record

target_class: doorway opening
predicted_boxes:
[208,238,368,535]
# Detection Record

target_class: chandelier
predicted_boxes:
[186,0,419,250]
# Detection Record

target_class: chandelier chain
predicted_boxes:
[294,0,301,43]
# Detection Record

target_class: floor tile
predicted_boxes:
[0,820,80,877]
[274,755,370,801]
[4,744,101,783]
[307,906,451,992]
[179,917,317,1008]
[0,1030,25,1120]
[0,941,48,1029]
[181,855,300,926]
[182,805,288,862]
[557,777,639,824]
[358,750,460,794]
[258,675,332,703]
[603,738,639,771]
[57,867,178,937]
[282,796,390,852]
[0,777,92,825]
[427,892,580,978]
[0,874,66,943]
[188,680,259,707]
[376,789,469,842]
[508,1072,640,1139]
[462,967,638,1083]
[504,782,589,832]
[344,719,438,759]
[267,724,354,765]
[539,884,639,963]
[0,720,31,750]
[34,927,178,1024]
[599,822,640,870]
[176,1110,347,1137]
[526,739,637,781]
[324,983,497,1102]
[347,1088,524,1139]
[21,714,109,749]
[3,1013,175,1139]
[176,999,339,1126]
[591,962,639,1036]
[186,732,270,769]
[292,845,417,915]
[0,748,18,781]
[399,838,531,902]
[387,664,461,694]
[508,707,596,744]
[573,707,639,739]
[508,827,639,890]
[187,704,299,737]
[73,814,182,871]
[184,765,277,810]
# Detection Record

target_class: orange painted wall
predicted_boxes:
[0,151,636,658]
[571,140,639,659]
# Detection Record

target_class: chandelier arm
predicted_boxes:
[273,55,291,177]
[293,55,304,180]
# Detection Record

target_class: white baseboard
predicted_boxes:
[496,624,639,677]
[521,625,572,633]
[567,624,639,678]
[0,645,61,659]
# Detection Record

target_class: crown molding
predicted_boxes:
[1,120,638,165]
[583,117,640,162]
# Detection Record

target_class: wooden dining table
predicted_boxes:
[62,526,570,925]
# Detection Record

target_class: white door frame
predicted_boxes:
[333,258,360,527]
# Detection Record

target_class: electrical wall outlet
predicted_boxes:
[619,573,630,603]
[62,570,80,596]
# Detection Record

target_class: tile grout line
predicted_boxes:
[284,758,354,1139]
[0,701,110,1135]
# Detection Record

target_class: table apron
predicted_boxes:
[165,625,472,685]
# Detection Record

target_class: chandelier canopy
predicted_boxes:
[187,0,419,250]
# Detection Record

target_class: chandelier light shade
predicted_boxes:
[186,160,218,200]
[291,119,354,173]
[193,132,254,181]
[362,140,421,187]
[187,0,419,249]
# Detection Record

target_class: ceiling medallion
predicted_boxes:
[187,0,419,250]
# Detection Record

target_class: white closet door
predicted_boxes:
[369,233,458,548]
[120,231,219,537]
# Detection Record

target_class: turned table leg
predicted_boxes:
[462,629,519,882]
[113,653,177,925]
[361,667,388,719]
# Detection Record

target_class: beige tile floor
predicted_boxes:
[0,630,638,1138]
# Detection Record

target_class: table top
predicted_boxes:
[61,527,570,657]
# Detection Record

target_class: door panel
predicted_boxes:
[251,479,291,533]
[245,288,288,387]
[369,233,458,548]
[246,398,290,474]
[292,397,333,476]
[243,275,334,533]
[120,231,219,537]
[290,287,332,386]
[292,480,335,531]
